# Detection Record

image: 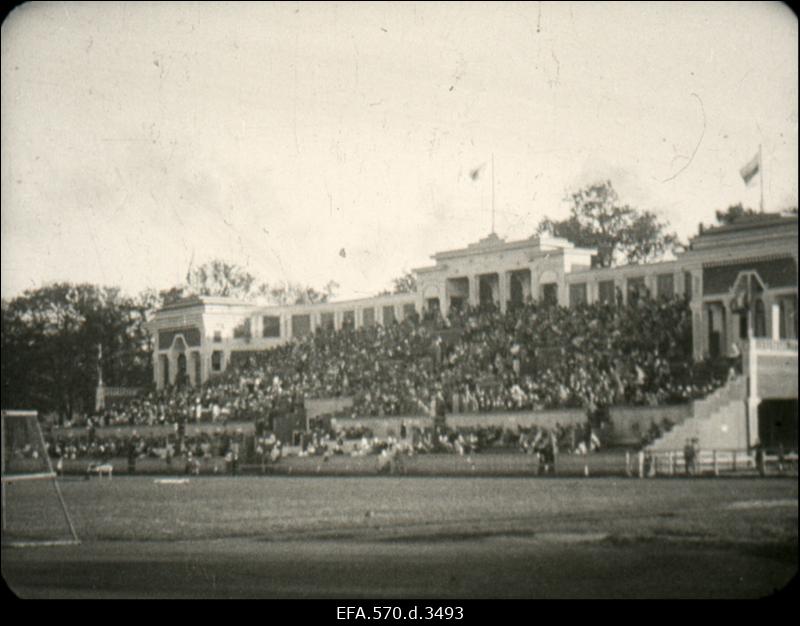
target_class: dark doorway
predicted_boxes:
[541,283,557,306]
[708,314,721,359]
[176,353,188,387]
[758,400,798,452]
[510,274,523,307]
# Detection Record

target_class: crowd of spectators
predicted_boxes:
[72,295,731,441]
[44,427,245,464]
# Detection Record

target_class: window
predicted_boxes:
[598,280,615,304]
[320,312,335,330]
[541,283,558,306]
[262,316,281,338]
[342,310,355,328]
[684,271,693,300]
[627,277,646,304]
[569,283,587,307]
[213,330,222,343]
[656,273,674,299]
[403,303,417,319]
[211,351,223,372]
[291,314,311,338]
[233,318,251,339]
[383,306,396,325]
[362,308,375,327]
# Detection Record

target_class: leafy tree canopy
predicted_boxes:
[537,180,679,268]
[2,283,152,421]
[388,272,417,295]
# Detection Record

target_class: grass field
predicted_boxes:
[2,472,797,599]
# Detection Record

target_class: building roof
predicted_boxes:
[693,213,797,238]
[158,294,256,312]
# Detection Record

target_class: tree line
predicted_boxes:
[0,266,343,422]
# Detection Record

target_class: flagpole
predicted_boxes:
[491,153,496,234]
[758,144,764,212]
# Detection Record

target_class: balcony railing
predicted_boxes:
[739,338,798,354]
[751,338,798,352]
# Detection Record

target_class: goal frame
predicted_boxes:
[1,410,80,547]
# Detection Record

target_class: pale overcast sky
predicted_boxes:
[1,1,797,301]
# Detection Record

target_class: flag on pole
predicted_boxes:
[740,152,761,186]
[469,163,485,181]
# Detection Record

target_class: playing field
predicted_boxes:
[2,474,797,598]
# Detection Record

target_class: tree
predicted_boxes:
[267,280,339,305]
[174,259,339,306]
[156,286,190,306]
[187,259,259,299]
[537,181,679,268]
[714,203,759,225]
[391,272,417,294]
[1,284,152,422]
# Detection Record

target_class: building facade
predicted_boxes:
[147,214,798,393]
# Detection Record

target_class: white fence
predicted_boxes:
[629,449,754,477]
[629,449,799,477]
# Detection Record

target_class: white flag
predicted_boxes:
[740,152,760,186]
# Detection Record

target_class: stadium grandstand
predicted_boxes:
[41,214,798,474]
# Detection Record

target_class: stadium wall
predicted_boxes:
[333,404,692,446]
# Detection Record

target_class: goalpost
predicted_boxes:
[1,410,80,547]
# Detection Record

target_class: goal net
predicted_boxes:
[2,411,80,547]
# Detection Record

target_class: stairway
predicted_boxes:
[648,376,748,452]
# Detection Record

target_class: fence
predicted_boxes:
[627,448,797,477]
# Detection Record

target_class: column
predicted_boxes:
[769,299,780,341]
[499,272,510,312]
[691,302,704,361]
[724,300,739,356]
[468,275,479,307]
[645,272,656,299]
[745,338,760,449]
[153,354,162,390]
[168,352,177,386]
[557,273,568,307]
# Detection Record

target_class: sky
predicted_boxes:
[1,1,797,302]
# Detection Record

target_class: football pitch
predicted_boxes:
[2,474,797,599]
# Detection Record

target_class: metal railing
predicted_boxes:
[627,449,756,477]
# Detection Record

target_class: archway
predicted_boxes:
[170,335,188,387]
